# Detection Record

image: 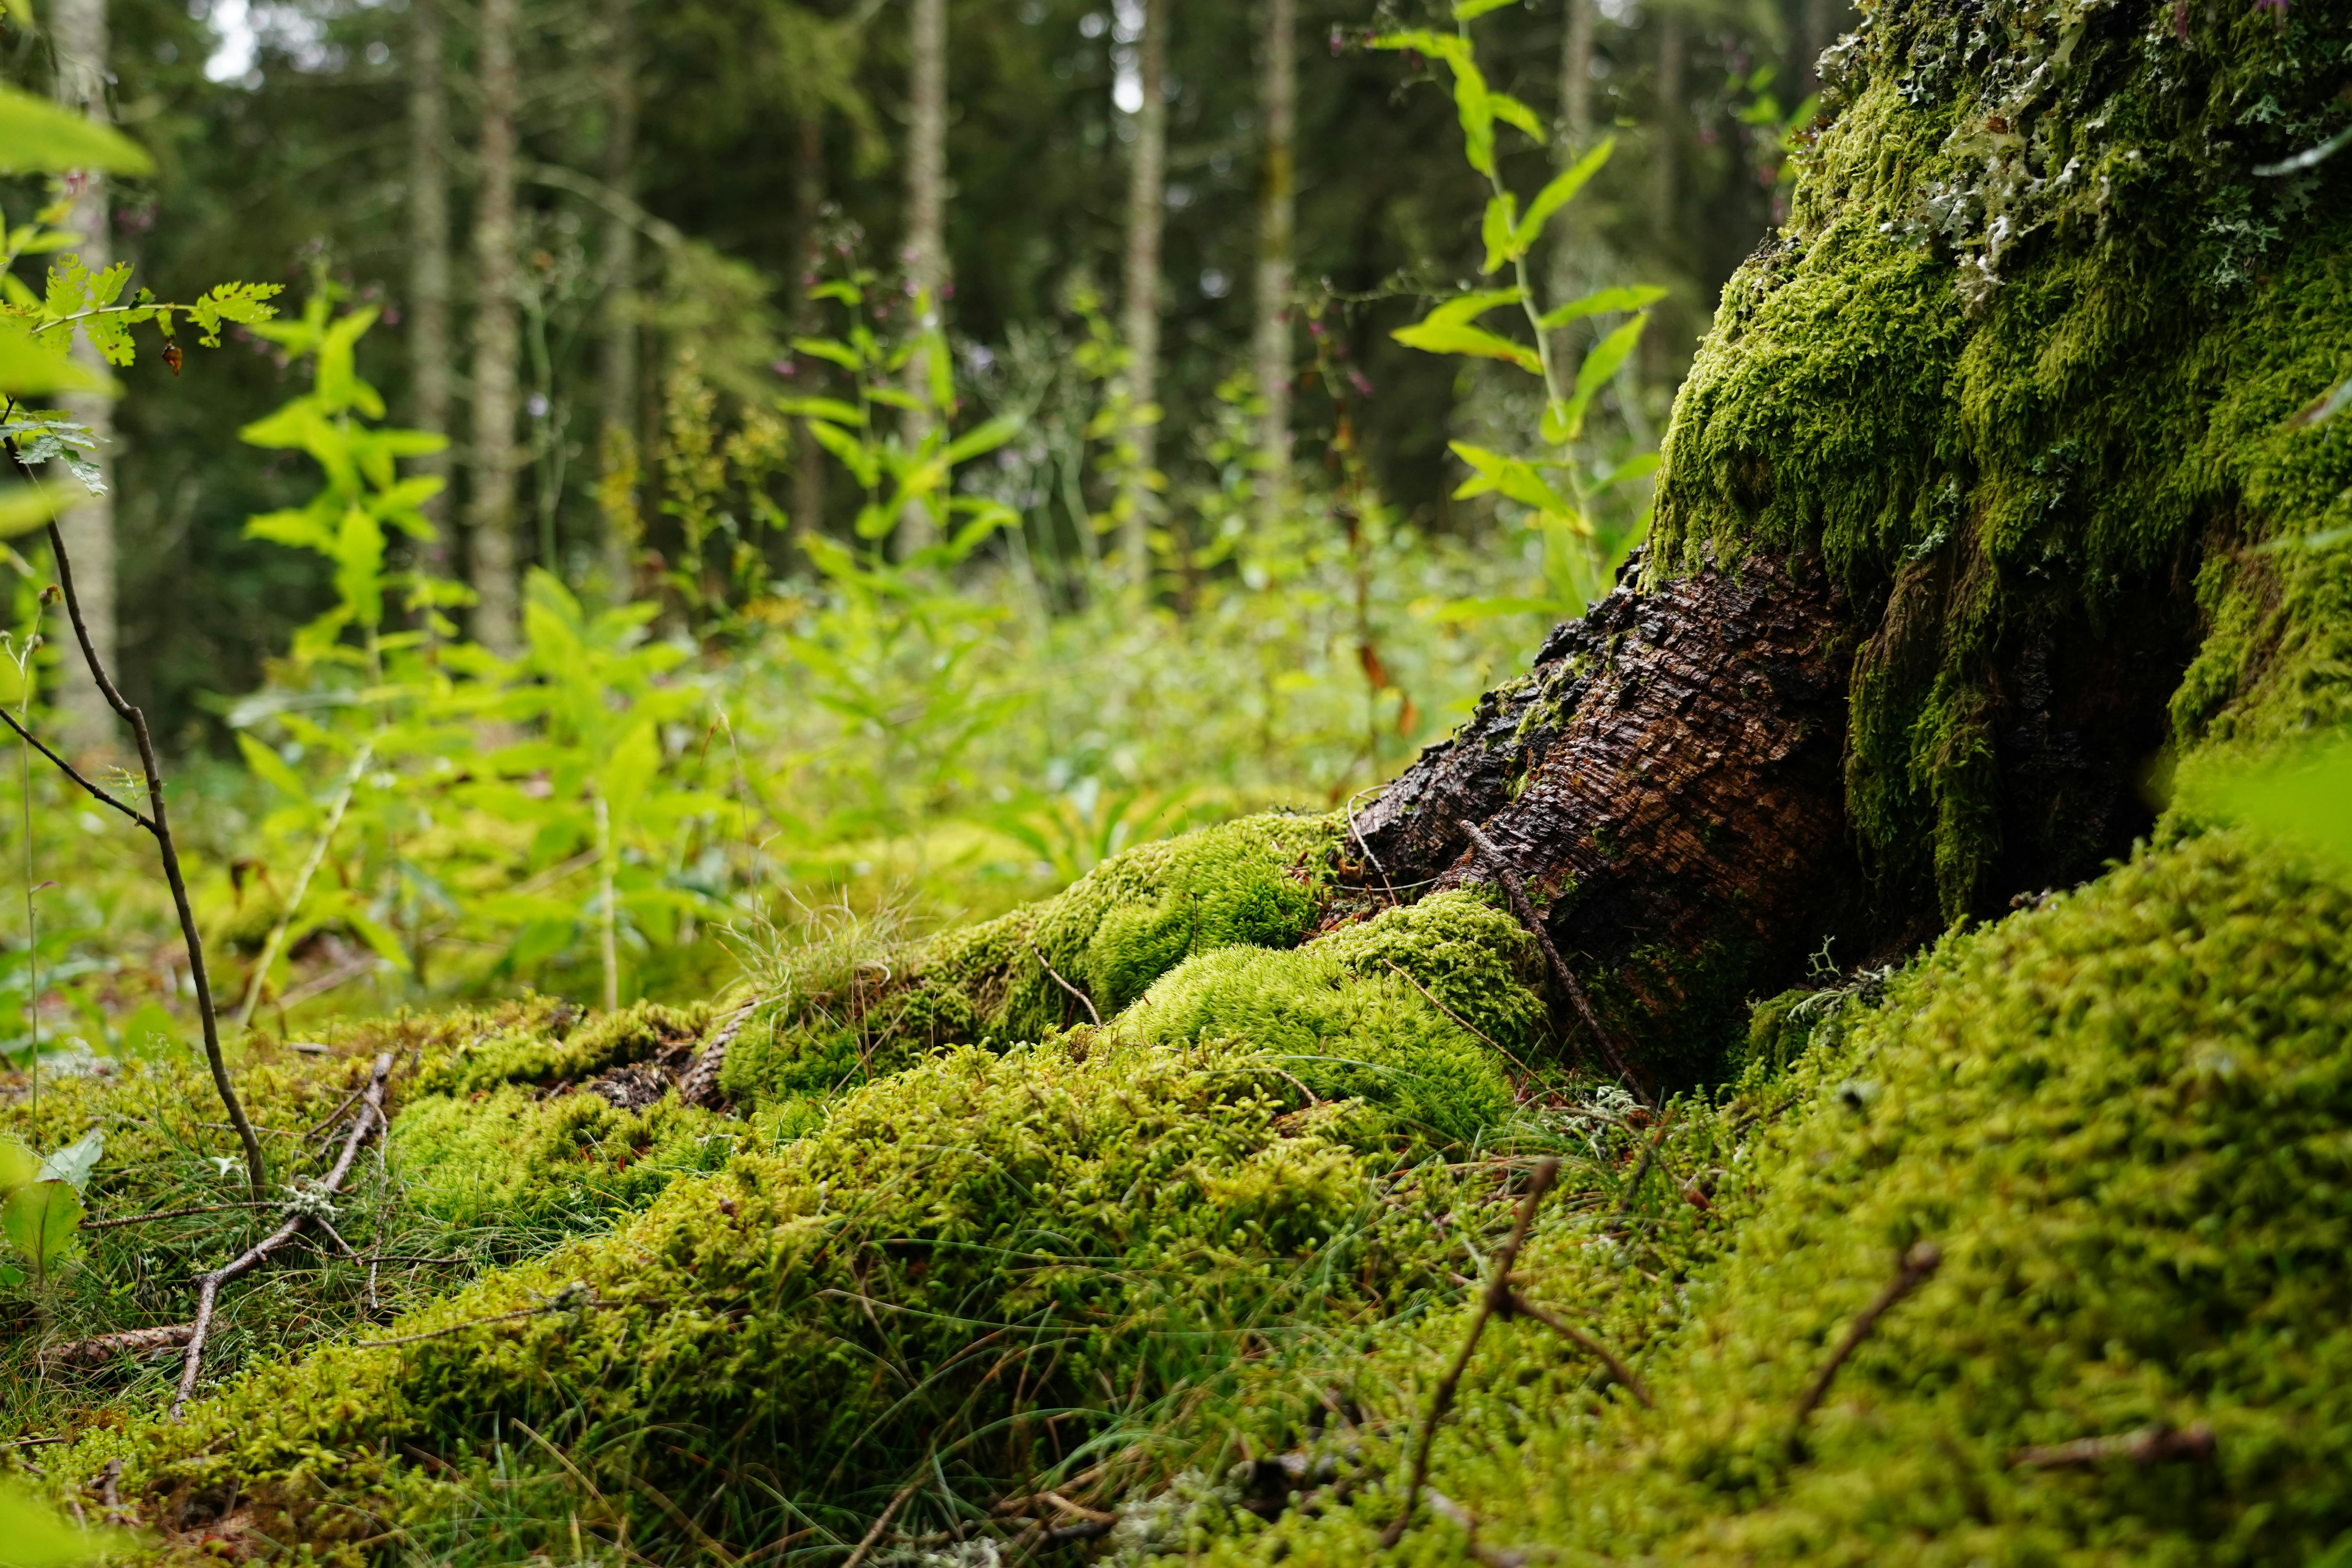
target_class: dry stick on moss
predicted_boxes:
[1791,1241,1943,1424]
[1496,1293,1652,1408]
[171,1051,393,1417]
[44,1321,198,1367]
[1455,820,1643,1094]
[2011,1422,2217,1470]
[1611,1108,1677,1222]
[1379,1155,1561,1550]
[1028,940,1102,1027]
[43,521,270,1200]
[1380,959,1539,1080]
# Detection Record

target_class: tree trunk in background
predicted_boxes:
[408,0,454,579]
[1117,0,1167,590]
[1251,0,1294,523]
[1558,0,1593,149]
[1800,0,1835,92]
[468,0,522,654]
[1642,9,1683,390]
[1546,0,1604,374]
[596,0,640,601]
[793,112,828,537]
[50,0,116,757]
[897,0,947,557]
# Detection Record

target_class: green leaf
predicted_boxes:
[0,1138,33,1192]
[237,733,317,808]
[777,395,865,426]
[1392,320,1541,375]
[1451,0,1519,19]
[2,1180,83,1278]
[1416,289,1524,333]
[0,320,107,399]
[941,415,1022,467]
[805,418,879,489]
[1367,29,1468,62]
[1534,283,1668,329]
[1514,139,1615,247]
[1488,91,1545,141]
[789,336,863,371]
[0,85,153,175]
[1559,312,1650,438]
[0,1479,112,1567]
[1479,193,1519,274]
[1449,53,1496,176]
[35,1131,101,1194]
[0,485,55,539]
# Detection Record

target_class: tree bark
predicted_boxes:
[1118,0,1168,590]
[408,0,454,579]
[1252,0,1295,521]
[897,0,947,557]
[1348,548,2187,1081]
[50,0,117,759]
[468,0,523,653]
[1557,0,1593,151]
[596,0,640,601]
[1650,9,1681,249]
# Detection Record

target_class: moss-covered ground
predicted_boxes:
[7,0,2352,1561]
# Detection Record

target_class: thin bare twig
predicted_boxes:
[0,706,152,830]
[171,1053,392,1417]
[1611,1109,1677,1222]
[1456,819,1643,1093]
[235,740,374,1034]
[47,520,269,1200]
[1499,1293,1652,1408]
[1028,940,1102,1027]
[1792,1241,1943,1423]
[1381,1156,1561,1548]
[349,1295,612,1349]
[1381,959,1538,1080]
[841,1469,926,1568]
[1421,1489,1529,1568]
[2012,1423,2216,1470]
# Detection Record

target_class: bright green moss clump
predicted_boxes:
[720,811,1346,1112]
[1214,829,2352,1566]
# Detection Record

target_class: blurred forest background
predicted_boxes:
[0,0,1847,1046]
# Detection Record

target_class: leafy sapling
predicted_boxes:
[1372,5,1665,617]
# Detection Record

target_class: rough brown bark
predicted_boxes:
[1349,548,2188,1080]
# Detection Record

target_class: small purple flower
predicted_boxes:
[773,359,797,377]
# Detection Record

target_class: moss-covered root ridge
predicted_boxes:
[719,810,1348,1111]
[78,891,1552,1559]
[1222,829,2352,1567]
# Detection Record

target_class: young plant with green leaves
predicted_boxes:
[1372,6,1663,617]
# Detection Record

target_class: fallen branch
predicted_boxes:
[2012,1422,2216,1470]
[44,1321,197,1367]
[171,1052,393,1417]
[1029,940,1102,1027]
[1793,1241,1942,1423]
[350,1288,619,1350]
[1611,1109,1677,1222]
[1381,1155,1561,1548]
[1498,1294,1652,1408]
[679,993,760,1109]
[1456,820,1642,1092]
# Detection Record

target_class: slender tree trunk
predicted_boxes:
[1546,0,1602,371]
[897,0,947,556]
[50,0,116,758]
[1651,10,1682,246]
[468,0,522,653]
[408,0,454,579]
[1252,0,1295,521]
[1558,0,1593,149]
[1118,0,1168,590]
[793,111,828,537]
[596,0,640,601]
